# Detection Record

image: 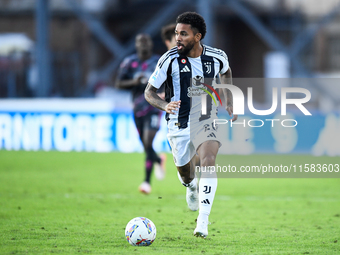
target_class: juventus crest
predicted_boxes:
[204,62,212,74]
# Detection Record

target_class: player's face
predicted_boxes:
[135,34,153,54]
[175,23,197,56]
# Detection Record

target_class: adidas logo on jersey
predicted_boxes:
[201,199,210,204]
[207,133,216,138]
[180,65,190,72]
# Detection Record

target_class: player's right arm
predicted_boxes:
[145,51,180,114]
[145,83,180,114]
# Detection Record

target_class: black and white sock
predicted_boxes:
[198,176,217,221]
[177,171,197,190]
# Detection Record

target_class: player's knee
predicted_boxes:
[144,142,152,150]
[200,154,216,167]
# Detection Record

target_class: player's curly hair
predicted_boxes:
[176,12,206,40]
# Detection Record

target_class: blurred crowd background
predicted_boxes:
[0,0,339,155]
[0,0,340,102]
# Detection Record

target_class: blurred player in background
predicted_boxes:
[161,24,176,50]
[116,33,166,194]
[145,12,237,238]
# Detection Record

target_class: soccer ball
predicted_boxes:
[125,217,156,246]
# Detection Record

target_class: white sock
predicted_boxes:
[197,212,209,223]
[177,171,196,190]
[198,177,217,217]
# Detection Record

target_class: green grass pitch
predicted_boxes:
[0,151,339,254]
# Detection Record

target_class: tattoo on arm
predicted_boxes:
[144,83,168,111]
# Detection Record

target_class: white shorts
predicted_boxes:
[167,119,221,167]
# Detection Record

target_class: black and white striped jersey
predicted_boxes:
[148,44,229,129]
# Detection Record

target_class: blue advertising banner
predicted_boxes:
[0,99,339,155]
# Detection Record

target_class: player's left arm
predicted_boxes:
[220,67,238,122]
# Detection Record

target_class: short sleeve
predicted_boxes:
[148,54,171,89]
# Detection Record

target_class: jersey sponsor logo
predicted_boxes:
[180,65,190,73]
[187,87,206,97]
[189,76,223,107]
[192,75,204,86]
[187,76,206,97]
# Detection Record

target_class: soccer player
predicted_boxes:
[161,23,202,172]
[116,34,166,195]
[145,12,237,238]
[161,24,177,50]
